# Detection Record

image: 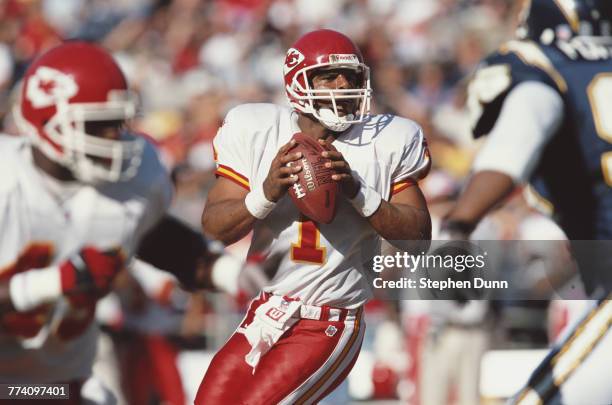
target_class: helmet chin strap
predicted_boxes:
[318,108,354,132]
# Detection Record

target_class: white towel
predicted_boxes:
[242,296,302,372]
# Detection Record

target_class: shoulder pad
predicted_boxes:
[224,103,290,129]
[109,137,172,203]
[498,40,567,92]
[377,115,422,145]
[346,114,420,146]
[468,40,565,138]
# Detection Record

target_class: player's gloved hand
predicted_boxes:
[9,247,124,312]
[59,247,124,295]
[262,139,302,202]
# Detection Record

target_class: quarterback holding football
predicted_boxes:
[198,29,431,404]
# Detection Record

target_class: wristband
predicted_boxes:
[349,182,383,217]
[245,188,276,219]
[9,267,63,312]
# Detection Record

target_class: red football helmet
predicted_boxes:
[16,41,143,183]
[284,29,372,132]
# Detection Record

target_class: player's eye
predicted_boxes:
[312,70,359,86]
[317,73,337,82]
[85,120,125,140]
[312,72,338,84]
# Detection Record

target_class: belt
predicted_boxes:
[259,292,353,322]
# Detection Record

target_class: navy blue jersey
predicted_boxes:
[471,39,612,241]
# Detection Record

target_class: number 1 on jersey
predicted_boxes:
[291,219,326,264]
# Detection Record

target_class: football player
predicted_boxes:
[196,29,432,404]
[0,42,173,404]
[443,0,612,403]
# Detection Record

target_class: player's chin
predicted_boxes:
[337,110,349,117]
[317,103,356,117]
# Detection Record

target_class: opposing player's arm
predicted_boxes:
[445,81,564,233]
[444,171,515,234]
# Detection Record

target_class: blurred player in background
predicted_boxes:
[443,0,612,403]
[0,41,173,404]
[197,29,431,404]
[0,41,247,404]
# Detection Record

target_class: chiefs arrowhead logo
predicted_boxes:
[26,66,78,108]
[284,48,305,75]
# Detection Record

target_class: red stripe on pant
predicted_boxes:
[311,339,363,403]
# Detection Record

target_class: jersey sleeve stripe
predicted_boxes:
[215,165,250,190]
[390,179,416,196]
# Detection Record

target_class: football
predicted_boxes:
[286,133,337,224]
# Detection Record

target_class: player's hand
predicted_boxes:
[263,139,303,202]
[59,247,125,295]
[319,139,360,198]
[438,219,475,241]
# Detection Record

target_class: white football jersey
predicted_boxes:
[214,104,429,308]
[0,135,172,382]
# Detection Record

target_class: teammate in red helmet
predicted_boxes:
[0,42,173,402]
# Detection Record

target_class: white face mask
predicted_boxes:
[318,108,355,132]
[16,90,144,183]
[286,62,372,132]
